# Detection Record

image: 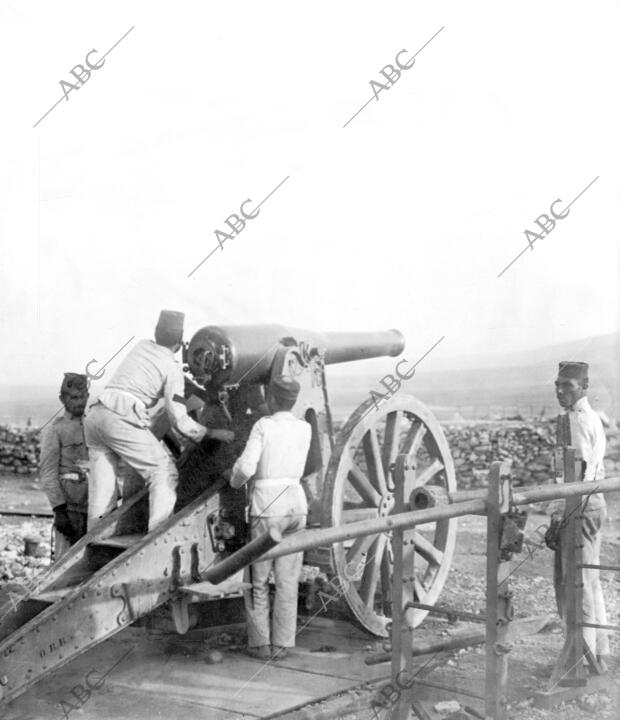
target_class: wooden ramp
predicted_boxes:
[0,480,254,708]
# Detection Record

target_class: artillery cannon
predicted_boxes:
[176,324,457,636]
[0,324,459,706]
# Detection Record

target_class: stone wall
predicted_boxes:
[0,426,39,475]
[1,420,620,485]
[443,421,620,488]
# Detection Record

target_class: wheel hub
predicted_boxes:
[377,492,395,518]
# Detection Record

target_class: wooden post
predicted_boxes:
[485,460,512,720]
[547,429,588,687]
[549,469,588,687]
[390,454,417,720]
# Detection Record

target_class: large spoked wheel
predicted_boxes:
[321,394,457,637]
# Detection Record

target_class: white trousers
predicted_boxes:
[84,404,178,531]
[554,506,610,657]
[244,514,306,648]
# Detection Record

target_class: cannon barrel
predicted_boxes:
[322,329,404,365]
[186,324,405,386]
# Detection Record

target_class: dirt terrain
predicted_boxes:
[0,476,618,719]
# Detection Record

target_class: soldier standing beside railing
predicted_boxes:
[548,361,610,670]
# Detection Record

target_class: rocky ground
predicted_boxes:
[0,515,51,622]
[297,497,620,720]
[434,498,620,720]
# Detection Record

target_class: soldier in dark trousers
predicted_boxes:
[39,374,90,559]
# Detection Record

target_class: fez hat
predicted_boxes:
[557,361,589,381]
[60,373,89,394]
[155,310,185,346]
[268,376,301,406]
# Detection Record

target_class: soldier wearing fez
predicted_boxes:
[84,310,234,532]
[39,373,90,559]
[230,376,311,660]
[549,361,610,668]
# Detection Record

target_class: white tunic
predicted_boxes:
[230,411,311,517]
[98,339,206,442]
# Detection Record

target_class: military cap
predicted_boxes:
[60,373,89,394]
[268,375,301,405]
[557,361,589,381]
[155,310,185,346]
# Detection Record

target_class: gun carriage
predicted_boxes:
[178,324,457,636]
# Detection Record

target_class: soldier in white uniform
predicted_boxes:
[230,376,311,660]
[553,360,609,668]
[84,310,233,532]
[39,373,90,559]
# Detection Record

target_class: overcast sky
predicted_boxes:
[0,0,618,388]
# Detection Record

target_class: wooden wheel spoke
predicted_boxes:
[380,548,393,613]
[359,535,387,607]
[402,420,427,459]
[412,530,444,566]
[343,508,378,523]
[346,533,375,567]
[414,576,427,602]
[414,458,444,487]
[385,539,394,567]
[381,411,402,478]
[348,461,382,507]
[363,429,388,495]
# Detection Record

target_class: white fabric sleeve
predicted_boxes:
[163,365,207,443]
[583,422,606,482]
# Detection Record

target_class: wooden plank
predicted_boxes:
[534,673,610,710]
[365,614,552,666]
[109,653,352,716]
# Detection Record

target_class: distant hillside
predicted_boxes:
[327,332,619,421]
[0,385,60,427]
[433,332,619,374]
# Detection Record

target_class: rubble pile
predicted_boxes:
[0,520,51,585]
[0,426,39,475]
